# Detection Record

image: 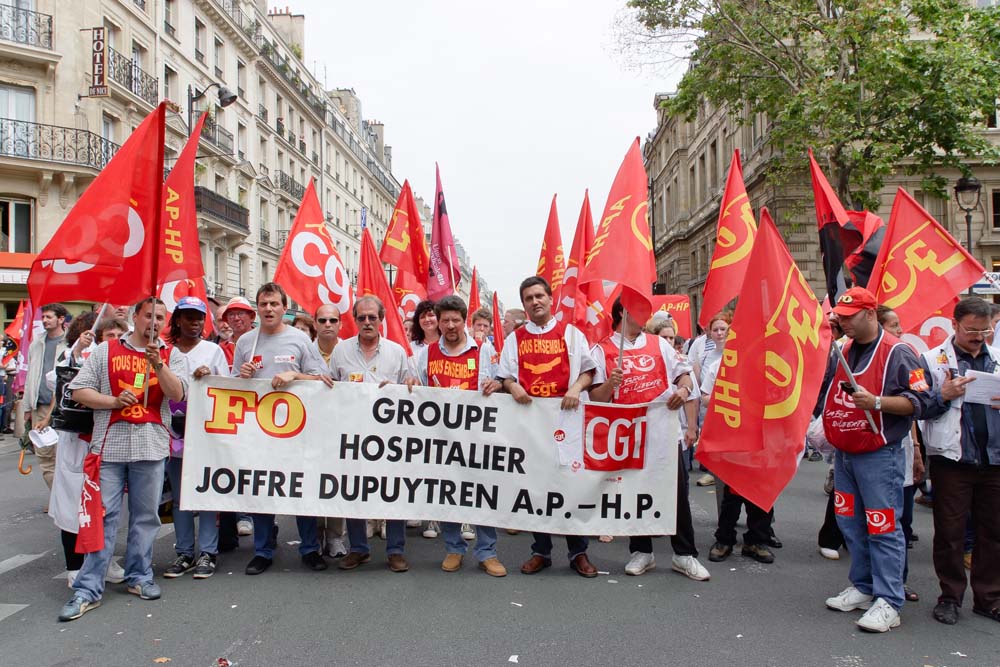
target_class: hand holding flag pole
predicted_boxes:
[831,344,879,432]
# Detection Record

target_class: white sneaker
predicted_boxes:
[379,522,387,540]
[671,554,710,581]
[696,474,715,486]
[105,558,125,584]
[461,524,475,540]
[327,537,348,559]
[422,521,440,539]
[66,570,79,588]
[825,586,873,612]
[366,520,375,539]
[819,547,840,560]
[856,598,900,632]
[625,552,656,576]
[237,518,253,536]
[406,520,422,528]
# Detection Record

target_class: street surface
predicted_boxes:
[0,439,997,667]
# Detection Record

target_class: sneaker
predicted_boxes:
[625,552,656,576]
[302,551,328,571]
[192,553,216,579]
[826,586,873,612]
[933,600,959,625]
[823,468,835,495]
[379,522,387,540]
[366,520,375,539]
[696,474,715,486]
[708,542,732,562]
[237,518,253,536]
[809,451,823,462]
[58,595,100,622]
[66,570,79,588]
[163,554,195,579]
[127,581,162,600]
[422,521,440,538]
[741,543,775,564]
[461,524,475,540]
[406,520,423,528]
[671,555,710,581]
[856,598,900,632]
[327,537,348,559]
[105,558,125,584]
[819,547,840,560]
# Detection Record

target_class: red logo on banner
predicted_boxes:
[865,508,896,534]
[833,490,855,516]
[583,404,648,471]
[553,429,566,443]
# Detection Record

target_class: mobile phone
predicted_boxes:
[840,381,856,394]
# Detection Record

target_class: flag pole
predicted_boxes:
[832,343,879,432]
[89,303,109,336]
[144,294,156,409]
[613,306,628,402]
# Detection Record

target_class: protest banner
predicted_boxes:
[181,378,678,536]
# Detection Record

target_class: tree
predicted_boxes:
[625,0,1000,209]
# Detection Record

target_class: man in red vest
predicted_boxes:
[497,276,599,577]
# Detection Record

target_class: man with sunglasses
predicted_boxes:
[919,296,1000,626]
[312,304,347,560]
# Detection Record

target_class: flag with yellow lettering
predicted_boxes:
[696,209,831,511]
[358,227,412,356]
[380,179,430,286]
[699,150,756,328]
[868,187,984,329]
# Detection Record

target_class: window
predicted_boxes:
[236,60,246,99]
[194,20,206,63]
[237,122,246,160]
[993,191,1000,230]
[162,65,176,101]
[163,0,176,37]
[0,85,35,157]
[213,37,224,79]
[261,261,269,283]
[259,199,269,232]
[213,249,224,287]
[0,198,33,253]
[239,255,249,291]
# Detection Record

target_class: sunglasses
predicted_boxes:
[356,314,380,322]
[316,317,339,324]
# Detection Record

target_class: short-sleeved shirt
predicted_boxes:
[414,336,496,390]
[330,335,411,384]
[314,339,339,372]
[496,318,596,382]
[232,326,328,380]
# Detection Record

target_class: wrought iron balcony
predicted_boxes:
[107,46,159,107]
[298,139,306,153]
[0,118,118,170]
[201,115,234,154]
[259,229,270,246]
[0,3,53,49]
[276,118,284,135]
[275,170,305,200]
[216,0,258,39]
[257,104,267,122]
[195,186,249,232]
[132,0,146,10]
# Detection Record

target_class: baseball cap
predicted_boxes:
[174,296,207,315]
[220,296,256,320]
[832,287,878,316]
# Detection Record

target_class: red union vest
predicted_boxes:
[822,330,900,454]
[106,339,169,429]
[598,334,669,404]
[427,342,479,390]
[515,320,571,398]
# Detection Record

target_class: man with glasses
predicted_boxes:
[312,304,347,560]
[330,295,413,572]
[918,297,1000,626]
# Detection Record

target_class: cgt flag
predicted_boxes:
[381,179,430,287]
[467,266,481,329]
[358,227,412,356]
[392,269,426,324]
[696,209,831,511]
[556,190,612,344]
[428,164,461,300]
[868,187,984,328]
[536,194,566,304]
[699,150,756,328]
[492,290,504,355]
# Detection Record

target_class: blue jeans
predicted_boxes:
[834,442,906,610]
[73,459,166,602]
[441,522,497,561]
[346,519,405,555]
[166,457,218,557]
[531,533,589,561]
[252,514,319,559]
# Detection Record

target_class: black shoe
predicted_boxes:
[767,535,783,549]
[972,606,1000,623]
[910,533,919,542]
[192,553,217,579]
[245,555,272,575]
[2,427,13,434]
[163,554,195,578]
[708,542,732,562]
[302,551,328,571]
[741,543,775,564]
[933,600,959,625]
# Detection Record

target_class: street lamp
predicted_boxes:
[954,175,982,294]
[186,82,237,133]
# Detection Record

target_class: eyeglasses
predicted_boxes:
[356,314,380,322]
[958,323,993,337]
[316,317,339,324]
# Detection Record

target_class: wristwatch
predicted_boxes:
[874,396,882,411]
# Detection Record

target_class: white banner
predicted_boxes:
[181,378,678,536]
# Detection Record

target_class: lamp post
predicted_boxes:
[186,82,237,134]
[954,175,982,294]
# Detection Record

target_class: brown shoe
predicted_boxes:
[570,553,598,578]
[337,552,371,570]
[441,553,463,572]
[520,555,551,574]
[505,529,520,535]
[387,554,409,572]
[479,557,507,577]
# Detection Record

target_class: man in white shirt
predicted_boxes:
[312,304,347,560]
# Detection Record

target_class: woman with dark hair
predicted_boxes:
[409,300,440,351]
[293,314,317,341]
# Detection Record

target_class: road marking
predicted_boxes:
[0,552,48,577]
[0,604,28,622]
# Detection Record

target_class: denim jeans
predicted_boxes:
[252,514,319,559]
[166,456,218,557]
[834,442,906,610]
[441,522,497,561]
[346,519,405,555]
[531,533,588,560]
[73,458,165,602]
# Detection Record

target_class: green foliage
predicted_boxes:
[628,0,1000,209]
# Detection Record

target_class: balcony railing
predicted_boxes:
[278,229,289,246]
[163,21,176,38]
[298,139,306,153]
[276,118,284,135]
[259,229,270,246]
[216,0,258,40]
[107,47,159,107]
[0,3,53,49]
[255,34,328,118]
[311,150,318,164]
[195,186,249,232]
[132,0,146,10]
[202,115,234,154]
[257,104,267,122]
[0,118,119,170]
[275,170,305,200]
[195,48,205,64]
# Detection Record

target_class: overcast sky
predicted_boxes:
[286,0,681,307]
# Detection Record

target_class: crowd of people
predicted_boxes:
[10,276,997,632]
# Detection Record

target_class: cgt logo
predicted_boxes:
[583,403,648,471]
[622,354,656,374]
[865,508,896,535]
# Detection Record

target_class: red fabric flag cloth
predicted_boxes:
[696,208,832,511]
[811,149,869,302]
[649,295,693,338]
[358,227,412,356]
[556,190,594,323]
[580,139,656,325]
[428,164,461,300]
[699,150,757,328]
[273,179,355,330]
[843,210,885,289]
[904,296,959,352]
[467,266,481,328]
[75,451,105,553]
[2,300,25,366]
[536,194,566,302]
[12,300,37,394]
[28,103,167,307]
[869,187,985,329]
[491,291,504,355]
[392,269,426,324]
[381,179,430,285]
[158,112,212,337]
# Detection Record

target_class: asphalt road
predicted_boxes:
[0,440,997,667]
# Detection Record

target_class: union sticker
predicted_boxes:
[908,368,929,392]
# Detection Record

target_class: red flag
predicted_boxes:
[2,300,25,366]
[12,300,37,394]
[868,187,985,328]
[696,209,832,511]
[358,227,412,356]
[536,195,566,303]
[381,180,430,285]
[467,266,481,328]
[811,149,867,301]
[273,179,354,327]
[492,291,504,355]
[392,269,426,324]
[556,190,613,343]
[428,164,461,300]
[649,295,693,339]
[28,103,167,307]
[580,139,656,325]
[699,150,757,328]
